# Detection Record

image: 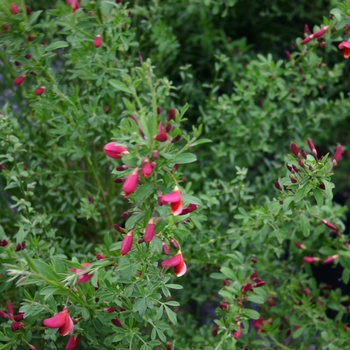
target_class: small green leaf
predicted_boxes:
[220,266,236,280]
[243,308,260,319]
[166,284,183,289]
[170,153,197,164]
[313,187,324,207]
[300,214,310,237]
[45,41,69,51]
[164,305,177,325]
[109,79,133,94]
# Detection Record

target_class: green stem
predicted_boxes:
[213,330,228,350]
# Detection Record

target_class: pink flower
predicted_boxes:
[332,145,343,166]
[161,251,187,277]
[144,218,155,243]
[303,256,320,264]
[95,253,105,260]
[323,254,339,264]
[141,158,153,178]
[162,241,170,255]
[180,203,197,215]
[161,186,182,216]
[66,0,79,12]
[103,142,129,159]
[10,4,19,15]
[307,138,317,159]
[120,230,133,256]
[320,219,338,231]
[66,335,79,350]
[13,75,25,86]
[154,122,168,142]
[43,306,74,336]
[93,35,102,48]
[35,87,45,95]
[122,168,139,197]
[70,263,92,283]
[338,40,350,58]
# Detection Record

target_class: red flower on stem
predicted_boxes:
[339,40,350,58]
[161,186,182,216]
[93,35,102,48]
[103,142,128,159]
[13,75,25,86]
[332,145,343,167]
[154,122,168,142]
[43,306,73,336]
[0,301,25,331]
[66,335,79,350]
[161,251,187,277]
[141,158,153,178]
[10,4,19,15]
[120,230,133,256]
[144,218,155,243]
[35,87,45,95]
[303,256,320,264]
[122,168,139,197]
[70,262,92,283]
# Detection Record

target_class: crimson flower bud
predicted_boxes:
[120,230,133,256]
[112,318,123,327]
[267,298,275,307]
[141,158,153,178]
[323,254,339,264]
[122,168,139,197]
[162,241,170,255]
[290,142,301,158]
[286,164,293,172]
[254,281,266,288]
[298,159,305,167]
[104,105,109,114]
[295,242,306,249]
[26,6,32,15]
[165,123,171,132]
[284,49,291,61]
[153,150,159,159]
[14,313,24,321]
[274,181,282,191]
[320,219,338,231]
[307,138,318,159]
[300,35,314,45]
[13,76,25,86]
[28,345,37,350]
[15,243,23,252]
[103,142,129,159]
[172,135,181,143]
[144,218,155,243]
[114,178,124,184]
[241,283,253,293]
[66,335,79,350]
[157,106,161,115]
[332,145,343,167]
[116,165,128,171]
[303,256,320,264]
[11,321,24,332]
[120,211,131,219]
[0,310,9,319]
[103,307,116,313]
[28,34,33,41]
[250,272,258,280]
[10,4,19,15]
[154,122,167,142]
[313,26,329,38]
[93,35,102,48]
[95,254,105,260]
[301,148,307,159]
[223,279,231,286]
[167,108,176,121]
[292,164,299,173]
[180,203,197,215]
[251,257,257,263]
[304,24,311,35]
[166,342,171,350]
[2,24,9,31]
[169,238,179,249]
[211,324,219,337]
[219,303,228,312]
[116,0,122,3]
[290,176,297,183]
[34,87,45,95]
[0,240,8,247]
[113,223,125,233]
[25,54,32,59]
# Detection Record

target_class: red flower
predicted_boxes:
[10,4,19,15]
[332,145,343,166]
[34,87,45,95]
[141,158,153,178]
[167,108,176,121]
[144,218,155,243]
[162,241,170,255]
[103,142,129,158]
[70,262,92,283]
[161,186,182,216]
[307,137,317,159]
[323,254,339,264]
[161,251,187,277]
[95,253,105,260]
[13,75,25,86]
[154,122,168,142]
[290,142,301,158]
[320,219,338,231]
[338,40,350,58]
[180,203,197,215]
[122,168,139,197]
[66,335,79,350]
[43,306,73,336]
[93,35,102,48]
[303,256,320,264]
[66,0,79,12]
[120,230,133,256]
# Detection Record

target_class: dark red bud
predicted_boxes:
[167,108,176,121]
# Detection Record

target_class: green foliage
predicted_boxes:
[1,0,350,349]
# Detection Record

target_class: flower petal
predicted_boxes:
[43,308,68,329]
[171,200,182,216]
[162,252,183,268]
[174,261,187,277]
[59,313,74,336]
